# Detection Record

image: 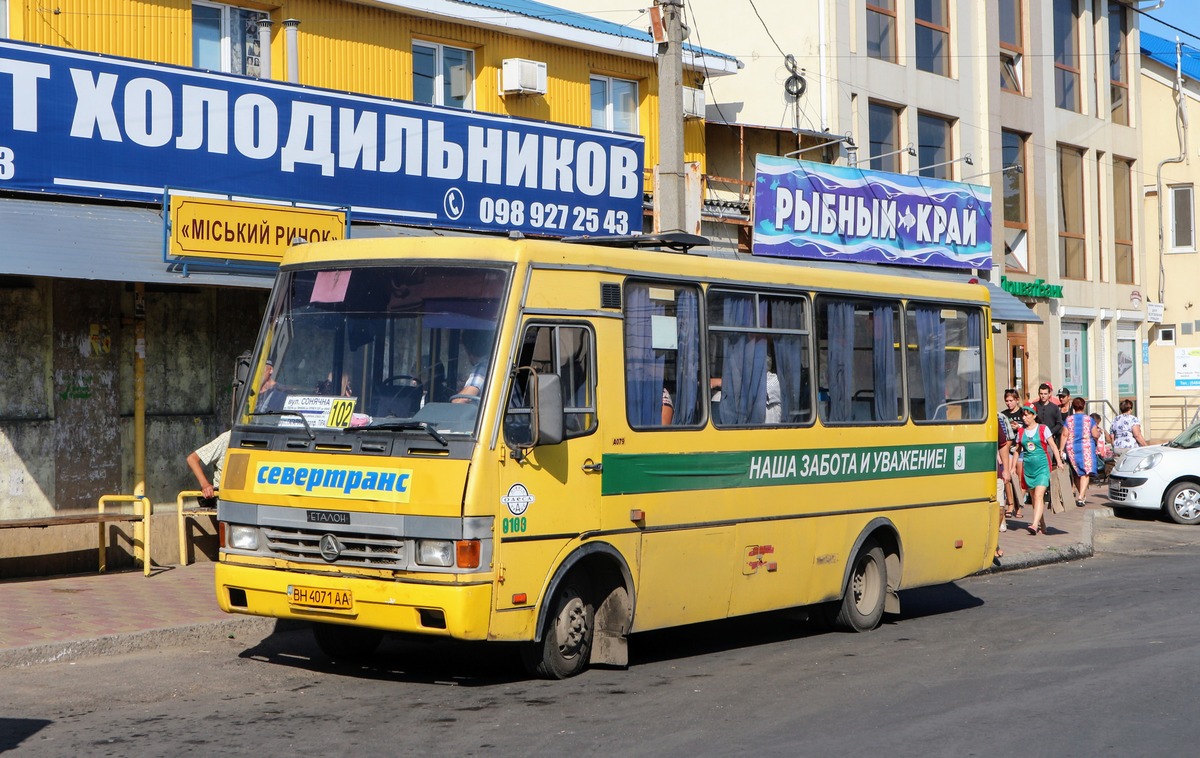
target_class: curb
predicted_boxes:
[0,616,286,669]
[981,506,1114,574]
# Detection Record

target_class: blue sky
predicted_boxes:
[1141,2,1200,45]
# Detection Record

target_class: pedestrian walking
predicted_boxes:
[1002,388,1025,518]
[1019,404,1063,535]
[1061,397,1097,506]
[1033,382,1069,513]
[1111,398,1148,459]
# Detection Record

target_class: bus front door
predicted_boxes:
[494,322,603,629]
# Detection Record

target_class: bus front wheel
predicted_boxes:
[312,622,383,663]
[521,581,594,679]
[828,541,887,633]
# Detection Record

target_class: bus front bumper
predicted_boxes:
[215,561,494,640]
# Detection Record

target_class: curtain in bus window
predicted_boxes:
[674,288,701,425]
[914,306,947,419]
[826,300,855,422]
[719,294,767,425]
[769,298,805,423]
[965,309,983,419]
[873,303,898,420]
[625,285,665,426]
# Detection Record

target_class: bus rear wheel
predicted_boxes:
[312,622,383,663]
[521,581,594,679]
[828,541,887,632]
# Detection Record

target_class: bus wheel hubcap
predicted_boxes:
[555,597,588,657]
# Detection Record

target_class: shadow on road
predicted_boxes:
[0,718,53,752]
[234,583,984,685]
[892,582,984,621]
[237,626,528,686]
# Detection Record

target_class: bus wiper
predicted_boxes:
[345,418,448,447]
[249,410,316,440]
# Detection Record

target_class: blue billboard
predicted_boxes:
[753,155,992,270]
[0,40,644,236]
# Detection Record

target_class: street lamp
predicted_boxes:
[851,142,916,167]
[962,163,1024,181]
[909,153,974,175]
[785,132,856,158]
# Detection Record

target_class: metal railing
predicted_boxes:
[1148,395,1200,440]
[177,490,217,567]
[97,494,151,576]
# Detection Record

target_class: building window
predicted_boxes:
[1157,325,1176,346]
[916,112,952,179]
[1054,0,1081,111]
[999,0,1023,93]
[591,76,638,133]
[193,2,267,76]
[1113,157,1134,283]
[1108,1,1129,125]
[1168,184,1196,253]
[1003,130,1029,272]
[1058,144,1087,279]
[915,0,950,76]
[868,101,901,173]
[413,41,474,109]
[1061,322,1088,396]
[866,1,897,63]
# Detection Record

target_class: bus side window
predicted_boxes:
[624,282,702,428]
[816,296,902,424]
[505,324,597,443]
[708,290,813,428]
[906,304,985,422]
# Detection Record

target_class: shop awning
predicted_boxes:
[0,197,273,289]
[977,279,1043,323]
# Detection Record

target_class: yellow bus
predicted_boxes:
[214,233,999,678]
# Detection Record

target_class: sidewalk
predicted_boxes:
[0,487,1113,668]
[0,562,279,668]
[992,481,1113,571]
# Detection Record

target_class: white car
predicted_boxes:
[1109,422,1200,524]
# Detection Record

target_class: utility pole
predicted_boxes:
[655,0,686,233]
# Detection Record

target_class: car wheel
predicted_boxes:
[1164,482,1200,525]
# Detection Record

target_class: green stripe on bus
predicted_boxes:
[600,441,997,496]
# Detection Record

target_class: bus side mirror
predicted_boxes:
[233,352,253,389]
[533,373,564,448]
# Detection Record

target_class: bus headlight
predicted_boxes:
[228,525,259,550]
[416,540,454,567]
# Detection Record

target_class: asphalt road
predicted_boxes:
[4,511,1200,757]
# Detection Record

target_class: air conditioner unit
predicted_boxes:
[500,58,547,96]
[683,86,705,120]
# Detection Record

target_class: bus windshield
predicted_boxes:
[239,264,510,437]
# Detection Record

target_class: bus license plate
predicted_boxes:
[288,585,353,610]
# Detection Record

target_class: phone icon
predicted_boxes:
[443,188,465,219]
